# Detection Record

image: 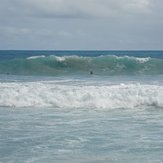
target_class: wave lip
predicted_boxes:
[0,82,163,109]
[26,55,46,60]
[113,55,151,62]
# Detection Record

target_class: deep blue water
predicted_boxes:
[0,51,163,162]
[0,50,163,60]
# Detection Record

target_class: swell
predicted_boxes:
[0,55,163,76]
[0,82,163,109]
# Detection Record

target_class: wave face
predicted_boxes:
[0,55,163,76]
[0,81,163,109]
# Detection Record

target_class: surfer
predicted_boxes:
[90,71,93,75]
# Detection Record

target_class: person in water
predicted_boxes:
[90,71,93,75]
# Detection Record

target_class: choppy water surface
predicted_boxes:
[1,106,163,163]
[0,75,163,163]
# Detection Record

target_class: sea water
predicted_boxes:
[0,51,163,163]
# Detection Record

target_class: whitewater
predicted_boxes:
[1,50,163,163]
[1,80,163,109]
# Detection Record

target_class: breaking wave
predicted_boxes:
[0,81,163,109]
[0,55,163,76]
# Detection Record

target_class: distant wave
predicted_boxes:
[0,55,163,76]
[0,81,163,109]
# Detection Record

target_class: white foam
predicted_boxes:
[135,57,151,63]
[55,56,66,62]
[54,55,83,62]
[0,81,163,109]
[111,55,151,63]
[27,55,45,60]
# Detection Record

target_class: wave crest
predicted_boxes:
[0,55,162,76]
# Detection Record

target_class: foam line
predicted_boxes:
[0,82,163,109]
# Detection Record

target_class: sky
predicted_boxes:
[0,0,163,50]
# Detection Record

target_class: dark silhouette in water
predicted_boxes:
[90,71,93,75]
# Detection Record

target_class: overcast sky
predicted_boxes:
[0,0,163,50]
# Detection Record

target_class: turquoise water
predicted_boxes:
[0,50,163,76]
[0,51,163,162]
[1,106,163,163]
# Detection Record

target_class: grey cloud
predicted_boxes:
[0,0,163,50]
[0,0,157,19]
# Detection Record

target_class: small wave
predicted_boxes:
[0,82,163,109]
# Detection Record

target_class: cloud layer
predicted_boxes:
[1,0,155,18]
[0,0,163,49]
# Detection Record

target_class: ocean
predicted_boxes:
[0,50,163,163]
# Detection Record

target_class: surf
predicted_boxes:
[0,81,163,109]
